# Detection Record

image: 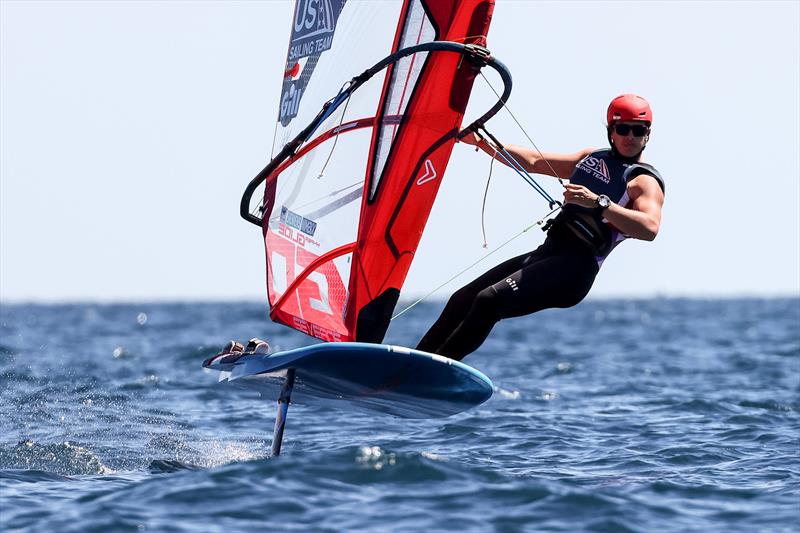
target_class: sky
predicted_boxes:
[1,0,798,302]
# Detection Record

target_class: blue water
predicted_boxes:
[1,299,798,532]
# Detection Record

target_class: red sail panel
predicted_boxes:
[348,0,495,342]
[266,231,353,341]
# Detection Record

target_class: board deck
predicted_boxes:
[204,342,493,418]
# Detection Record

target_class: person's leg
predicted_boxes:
[415,251,533,353]
[434,253,599,360]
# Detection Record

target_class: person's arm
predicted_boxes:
[460,132,593,178]
[562,174,664,241]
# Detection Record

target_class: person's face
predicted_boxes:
[610,121,650,157]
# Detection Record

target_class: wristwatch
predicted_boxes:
[596,194,611,210]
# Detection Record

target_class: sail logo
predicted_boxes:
[280,206,317,237]
[577,156,611,184]
[277,223,320,249]
[280,0,345,126]
[415,160,437,185]
[280,81,304,127]
[288,0,343,62]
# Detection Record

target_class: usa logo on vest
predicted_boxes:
[577,156,611,184]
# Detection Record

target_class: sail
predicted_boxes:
[243,0,508,343]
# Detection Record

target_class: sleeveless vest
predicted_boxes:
[550,149,664,265]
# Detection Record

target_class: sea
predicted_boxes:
[1,298,798,532]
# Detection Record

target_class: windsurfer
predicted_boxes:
[416,94,665,361]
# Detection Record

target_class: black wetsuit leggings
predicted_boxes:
[416,237,599,361]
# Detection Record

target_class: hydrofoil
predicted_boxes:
[203,342,493,455]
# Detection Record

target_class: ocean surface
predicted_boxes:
[1,298,798,532]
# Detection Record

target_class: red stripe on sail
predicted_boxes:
[347,0,495,342]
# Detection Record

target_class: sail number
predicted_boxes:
[271,250,333,316]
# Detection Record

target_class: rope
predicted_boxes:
[479,71,567,185]
[494,147,559,207]
[473,128,560,208]
[255,92,353,219]
[317,95,352,179]
[391,203,562,321]
[269,118,280,160]
[480,149,497,248]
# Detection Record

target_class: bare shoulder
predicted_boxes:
[628,173,665,203]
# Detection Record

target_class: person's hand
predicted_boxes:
[563,183,599,208]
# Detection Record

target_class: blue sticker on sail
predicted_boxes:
[280,206,317,237]
[280,0,347,126]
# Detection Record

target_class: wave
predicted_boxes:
[0,440,113,476]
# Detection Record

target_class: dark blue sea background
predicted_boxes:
[1,298,798,532]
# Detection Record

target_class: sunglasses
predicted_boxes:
[613,123,649,137]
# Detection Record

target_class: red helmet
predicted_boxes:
[607,94,652,125]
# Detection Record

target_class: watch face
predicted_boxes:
[598,195,610,208]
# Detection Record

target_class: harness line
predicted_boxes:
[391,72,574,321]
[478,71,567,185]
